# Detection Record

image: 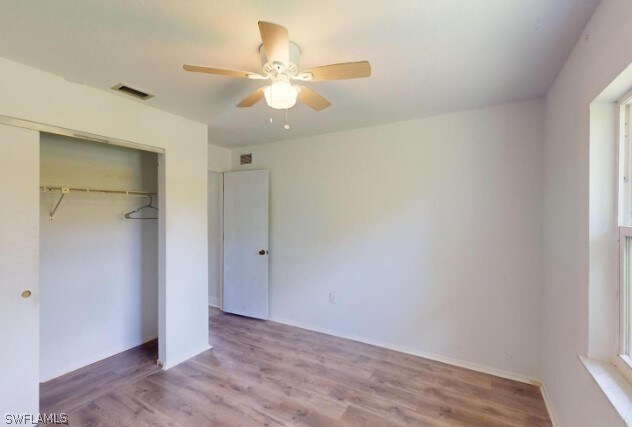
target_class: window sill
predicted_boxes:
[580,356,632,424]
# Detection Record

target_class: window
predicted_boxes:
[619,97,632,370]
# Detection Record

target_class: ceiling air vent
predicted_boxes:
[240,153,253,165]
[111,83,153,100]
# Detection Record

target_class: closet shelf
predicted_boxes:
[40,185,157,221]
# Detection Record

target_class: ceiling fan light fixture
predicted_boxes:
[264,80,300,110]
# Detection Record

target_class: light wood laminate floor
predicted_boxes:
[40,308,552,426]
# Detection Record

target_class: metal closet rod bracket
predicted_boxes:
[46,186,70,221]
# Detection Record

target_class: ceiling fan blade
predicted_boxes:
[302,61,371,81]
[297,86,331,111]
[237,87,266,107]
[183,65,265,79]
[258,21,289,65]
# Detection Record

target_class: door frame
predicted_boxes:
[207,169,224,310]
[0,114,167,409]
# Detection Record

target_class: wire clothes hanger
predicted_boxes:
[124,195,158,220]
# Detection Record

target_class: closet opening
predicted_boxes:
[38,132,160,411]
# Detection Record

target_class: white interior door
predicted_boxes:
[0,124,40,414]
[223,169,269,319]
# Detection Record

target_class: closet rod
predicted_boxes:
[40,186,156,196]
[41,186,157,221]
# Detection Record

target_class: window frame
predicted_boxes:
[617,94,632,382]
[620,227,632,356]
[619,102,632,226]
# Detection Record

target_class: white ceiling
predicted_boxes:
[0,0,599,147]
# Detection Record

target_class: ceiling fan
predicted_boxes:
[183,21,371,112]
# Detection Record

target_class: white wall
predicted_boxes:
[208,143,231,172]
[39,134,158,381]
[0,55,209,414]
[231,99,544,380]
[542,0,632,425]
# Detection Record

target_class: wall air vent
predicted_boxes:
[111,84,154,100]
[240,153,253,165]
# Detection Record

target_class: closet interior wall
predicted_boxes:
[39,133,158,381]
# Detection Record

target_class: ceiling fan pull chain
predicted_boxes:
[284,109,290,130]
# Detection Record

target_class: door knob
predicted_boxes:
[258,249,267,255]
[21,290,32,298]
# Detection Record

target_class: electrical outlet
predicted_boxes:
[329,291,337,304]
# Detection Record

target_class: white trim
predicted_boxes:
[621,104,632,226]
[581,356,632,425]
[268,315,540,385]
[618,102,632,384]
[208,170,224,311]
[619,226,632,356]
[539,384,559,427]
[619,88,632,106]
[219,172,224,310]
[617,104,627,231]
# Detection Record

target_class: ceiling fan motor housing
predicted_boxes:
[260,41,301,77]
